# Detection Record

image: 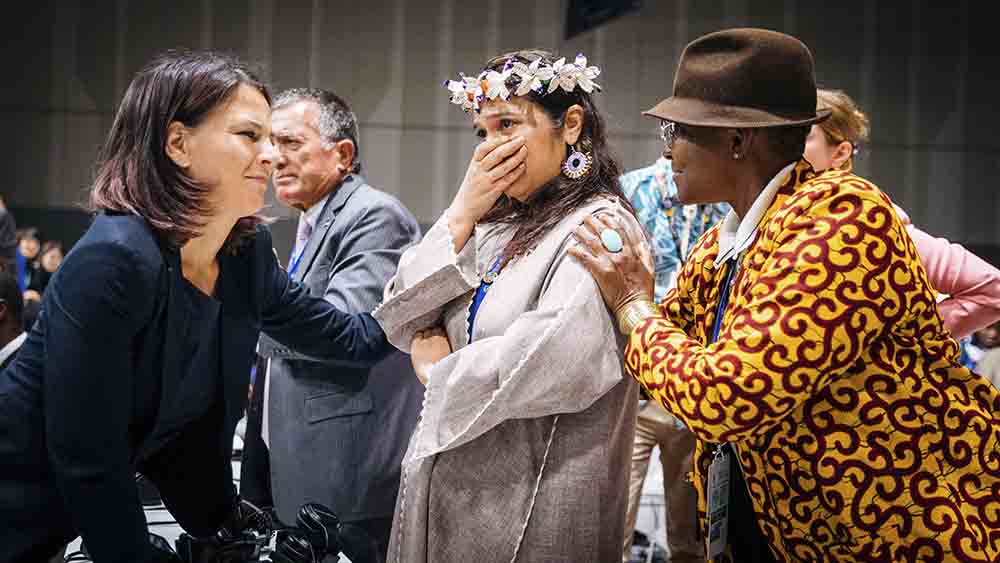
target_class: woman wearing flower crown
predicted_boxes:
[373,49,641,562]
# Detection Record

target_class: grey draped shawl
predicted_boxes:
[373,198,638,563]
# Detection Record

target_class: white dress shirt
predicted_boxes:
[715,162,797,266]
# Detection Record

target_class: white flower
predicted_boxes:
[445,52,602,113]
[445,74,481,112]
[546,57,567,94]
[445,78,466,104]
[547,57,582,94]
[573,53,602,93]
[480,69,512,101]
[512,59,554,96]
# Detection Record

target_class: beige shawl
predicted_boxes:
[373,197,638,563]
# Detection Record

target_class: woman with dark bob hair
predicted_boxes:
[373,49,641,562]
[0,50,389,562]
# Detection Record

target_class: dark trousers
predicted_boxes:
[239,355,273,509]
[241,359,392,563]
[728,446,777,562]
[328,516,393,563]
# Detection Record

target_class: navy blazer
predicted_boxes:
[0,213,390,563]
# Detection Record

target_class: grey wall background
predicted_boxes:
[2,0,998,260]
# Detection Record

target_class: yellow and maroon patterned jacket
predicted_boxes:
[625,159,1000,562]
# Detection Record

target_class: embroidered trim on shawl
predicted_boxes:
[395,350,447,563]
[393,461,409,563]
[509,414,560,562]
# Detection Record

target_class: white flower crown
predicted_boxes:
[444,53,602,113]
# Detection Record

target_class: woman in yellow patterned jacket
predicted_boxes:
[570,28,1000,562]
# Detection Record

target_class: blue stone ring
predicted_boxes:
[600,228,624,253]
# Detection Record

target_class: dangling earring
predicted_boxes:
[562,144,593,179]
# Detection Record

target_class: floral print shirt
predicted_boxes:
[620,157,728,302]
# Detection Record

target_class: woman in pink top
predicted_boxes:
[804,88,1000,339]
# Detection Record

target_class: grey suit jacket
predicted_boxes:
[259,174,424,524]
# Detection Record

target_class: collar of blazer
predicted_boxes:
[292,173,366,281]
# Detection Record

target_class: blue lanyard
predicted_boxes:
[710,258,739,343]
[467,256,503,343]
[287,247,307,277]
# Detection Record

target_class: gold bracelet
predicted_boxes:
[615,299,660,335]
[612,296,650,323]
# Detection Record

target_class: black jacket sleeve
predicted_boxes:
[43,240,157,563]
[256,228,391,366]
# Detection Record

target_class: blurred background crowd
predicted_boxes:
[0,196,63,331]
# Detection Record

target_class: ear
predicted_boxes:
[165,121,192,169]
[333,139,357,174]
[727,128,753,160]
[560,104,585,146]
[831,140,853,169]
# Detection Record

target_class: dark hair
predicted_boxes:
[90,50,271,253]
[0,270,23,326]
[477,49,632,265]
[273,88,362,174]
[15,228,38,243]
[40,241,63,258]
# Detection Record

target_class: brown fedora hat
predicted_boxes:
[645,28,830,128]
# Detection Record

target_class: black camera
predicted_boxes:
[173,500,378,563]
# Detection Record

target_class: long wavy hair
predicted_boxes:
[477,49,633,266]
[90,50,270,253]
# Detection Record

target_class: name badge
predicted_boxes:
[706,445,731,559]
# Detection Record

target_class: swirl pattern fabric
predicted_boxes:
[624,160,1000,562]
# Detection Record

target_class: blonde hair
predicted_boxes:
[816,88,870,151]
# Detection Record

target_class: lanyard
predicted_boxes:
[706,254,746,559]
[288,223,314,278]
[287,247,307,278]
[710,258,739,343]
[467,256,502,343]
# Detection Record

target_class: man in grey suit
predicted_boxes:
[255,88,423,562]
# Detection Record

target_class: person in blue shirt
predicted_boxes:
[618,156,726,563]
